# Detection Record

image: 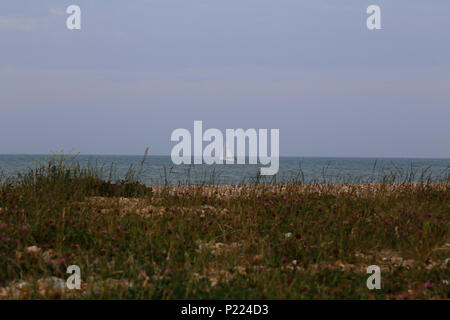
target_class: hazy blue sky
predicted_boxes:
[1,0,449,157]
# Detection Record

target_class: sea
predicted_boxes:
[0,155,448,185]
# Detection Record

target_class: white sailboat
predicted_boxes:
[220,143,234,163]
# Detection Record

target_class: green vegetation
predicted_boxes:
[0,156,448,299]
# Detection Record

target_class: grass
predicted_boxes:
[0,155,448,299]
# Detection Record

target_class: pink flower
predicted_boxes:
[22,225,29,232]
[138,270,148,279]
[116,226,121,233]
[424,281,432,289]
[2,237,11,243]
[263,202,269,207]
[112,237,117,241]
[402,292,409,300]
[58,258,66,265]
[282,256,288,263]
[165,268,173,274]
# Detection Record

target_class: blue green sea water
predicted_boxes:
[0,155,448,185]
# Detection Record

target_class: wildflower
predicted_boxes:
[112,237,117,241]
[58,258,66,265]
[402,292,409,300]
[285,232,292,238]
[263,202,269,207]
[22,225,29,232]
[424,281,432,289]
[138,270,148,280]
[282,256,288,263]
[116,226,121,233]
[165,268,173,274]
[2,237,11,243]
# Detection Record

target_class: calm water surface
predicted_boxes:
[0,155,448,185]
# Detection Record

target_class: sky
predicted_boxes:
[0,0,449,158]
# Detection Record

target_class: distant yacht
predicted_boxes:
[220,144,234,163]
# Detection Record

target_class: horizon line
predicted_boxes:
[1,153,450,160]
